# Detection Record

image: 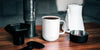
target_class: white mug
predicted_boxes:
[42,16,65,41]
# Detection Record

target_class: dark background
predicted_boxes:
[0,0,100,27]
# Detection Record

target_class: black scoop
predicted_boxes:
[20,41,45,50]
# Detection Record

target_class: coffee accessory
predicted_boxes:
[42,16,65,41]
[20,41,45,50]
[70,30,88,43]
[62,4,84,33]
[5,23,29,45]
[23,0,38,38]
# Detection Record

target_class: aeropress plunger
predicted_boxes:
[23,0,38,38]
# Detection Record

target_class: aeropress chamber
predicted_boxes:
[23,0,38,38]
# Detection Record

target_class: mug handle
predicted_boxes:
[59,20,66,34]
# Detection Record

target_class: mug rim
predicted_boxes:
[42,16,60,20]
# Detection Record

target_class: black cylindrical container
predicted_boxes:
[13,31,25,45]
[23,0,38,38]
[70,30,88,43]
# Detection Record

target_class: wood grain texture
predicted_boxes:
[0,22,100,50]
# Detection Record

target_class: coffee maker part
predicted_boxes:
[23,0,38,38]
[62,4,84,33]
[5,23,29,45]
[70,30,88,43]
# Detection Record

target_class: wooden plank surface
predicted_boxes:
[0,22,100,50]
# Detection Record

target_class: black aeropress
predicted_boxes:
[23,0,38,38]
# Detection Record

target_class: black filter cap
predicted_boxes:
[4,23,29,45]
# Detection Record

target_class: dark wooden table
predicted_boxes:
[0,22,100,50]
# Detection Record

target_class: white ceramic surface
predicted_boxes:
[42,16,65,41]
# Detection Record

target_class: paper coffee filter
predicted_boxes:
[62,4,84,33]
